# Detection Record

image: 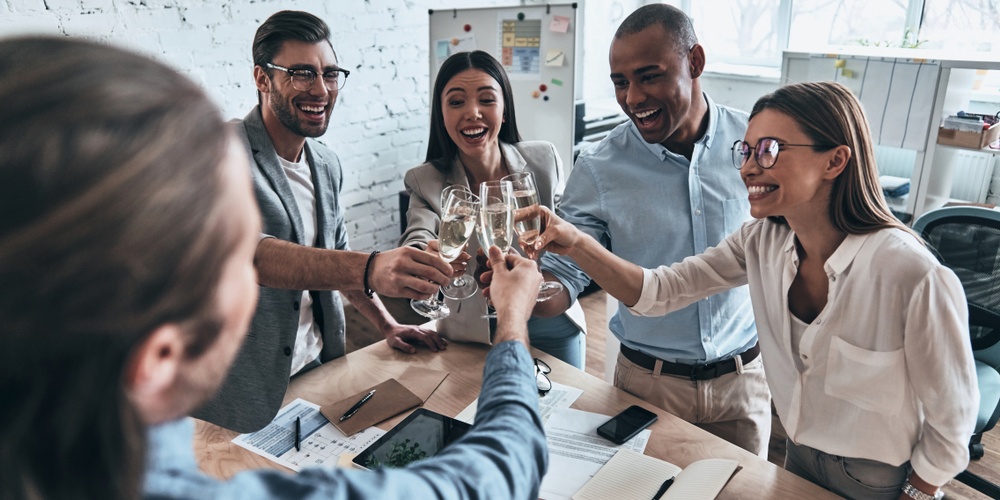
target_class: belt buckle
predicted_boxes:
[689,363,719,381]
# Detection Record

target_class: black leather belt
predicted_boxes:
[621,343,760,381]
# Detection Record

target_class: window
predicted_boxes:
[644,0,998,68]
[789,0,909,51]
[689,0,785,67]
[919,0,1000,52]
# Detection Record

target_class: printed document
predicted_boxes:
[455,381,582,425]
[540,408,651,500]
[232,398,384,472]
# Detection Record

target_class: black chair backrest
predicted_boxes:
[918,214,1000,351]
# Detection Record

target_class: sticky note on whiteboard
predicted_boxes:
[448,34,476,55]
[549,15,570,33]
[546,49,565,67]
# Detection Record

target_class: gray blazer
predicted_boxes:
[193,107,347,433]
[400,141,586,344]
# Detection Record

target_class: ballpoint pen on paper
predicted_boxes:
[294,416,301,452]
[651,476,674,500]
[339,389,376,421]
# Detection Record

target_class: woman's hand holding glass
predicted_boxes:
[410,190,480,320]
[516,204,585,261]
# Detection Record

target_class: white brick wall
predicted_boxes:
[0,0,516,251]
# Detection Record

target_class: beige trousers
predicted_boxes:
[614,351,772,457]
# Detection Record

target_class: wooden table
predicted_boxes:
[195,341,837,499]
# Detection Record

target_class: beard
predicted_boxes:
[269,87,330,138]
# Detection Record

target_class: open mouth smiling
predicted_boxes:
[633,108,661,125]
[461,127,487,140]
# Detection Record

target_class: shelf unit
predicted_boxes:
[782,47,1000,222]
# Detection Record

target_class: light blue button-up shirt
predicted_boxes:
[542,94,756,363]
[143,342,547,499]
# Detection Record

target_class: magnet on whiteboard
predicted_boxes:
[539,84,547,92]
[543,95,550,101]
[532,90,541,98]
[451,38,459,45]
[834,59,846,68]
[464,24,471,32]
[517,12,525,20]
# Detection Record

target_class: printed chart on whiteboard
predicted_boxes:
[498,17,541,79]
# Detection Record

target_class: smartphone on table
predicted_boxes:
[596,405,658,445]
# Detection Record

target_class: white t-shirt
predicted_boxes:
[278,152,323,376]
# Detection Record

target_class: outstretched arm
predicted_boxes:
[521,205,645,307]
[254,238,452,300]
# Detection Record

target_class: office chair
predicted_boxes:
[912,206,1000,498]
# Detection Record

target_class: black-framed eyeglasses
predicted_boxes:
[534,358,552,397]
[731,138,831,170]
[266,63,350,92]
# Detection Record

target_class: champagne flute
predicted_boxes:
[502,171,565,302]
[479,180,514,319]
[439,189,480,300]
[439,186,479,300]
[410,191,478,319]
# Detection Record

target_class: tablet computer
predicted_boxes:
[352,408,471,470]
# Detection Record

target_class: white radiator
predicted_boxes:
[945,149,995,203]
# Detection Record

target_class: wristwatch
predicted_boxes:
[902,482,943,500]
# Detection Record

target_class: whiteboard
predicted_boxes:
[429,4,578,175]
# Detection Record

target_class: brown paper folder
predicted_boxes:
[321,378,422,436]
[397,367,449,402]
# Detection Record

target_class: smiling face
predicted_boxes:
[609,24,698,146]
[741,109,845,221]
[440,68,505,161]
[258,39,339,138]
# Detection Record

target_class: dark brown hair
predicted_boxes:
[750,81,910,235]
[426,51,521,171]
[0,36,238,499]
[253,10,335,102]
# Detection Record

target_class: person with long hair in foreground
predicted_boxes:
[0,36,545,500]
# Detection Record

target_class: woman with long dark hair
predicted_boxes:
[400,50,587,368]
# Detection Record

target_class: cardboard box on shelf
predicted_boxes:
[937,122,1000,150]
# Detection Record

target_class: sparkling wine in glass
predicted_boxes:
[479,180,514,253]
[438,189,480,300]
[478,180,514,319]
[411,191,479,319]
[501,171,564,302]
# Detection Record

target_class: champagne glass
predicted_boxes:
[479,180,514,319]
[479,180,514,252]
[439,188,480,300]
[410,191,478,319]
[502,171,565,302]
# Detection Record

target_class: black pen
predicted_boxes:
[294,416,301,452]
[340,389,376,421]
[651,476,674,500]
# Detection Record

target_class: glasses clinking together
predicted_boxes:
[266,62,350,92]
[731,138,833,170]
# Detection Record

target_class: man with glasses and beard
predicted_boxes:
[194,10,456,433]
